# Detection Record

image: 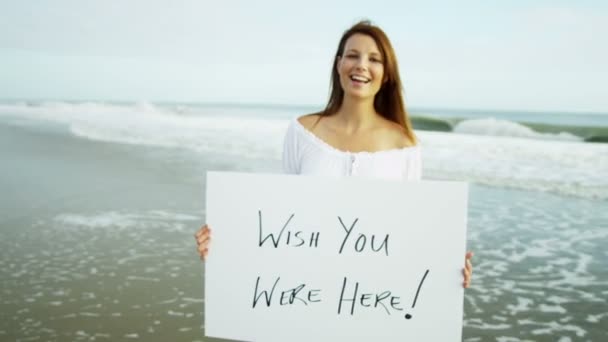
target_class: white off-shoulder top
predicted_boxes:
[282,118,422,181]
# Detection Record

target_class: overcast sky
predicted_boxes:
[1,0,607,112]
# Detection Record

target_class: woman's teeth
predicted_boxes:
[350,75,370,83]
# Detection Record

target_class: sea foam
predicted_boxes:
[1,102,607,199]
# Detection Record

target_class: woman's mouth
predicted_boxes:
[350,75,371,85]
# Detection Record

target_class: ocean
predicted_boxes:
[0,101,607,341]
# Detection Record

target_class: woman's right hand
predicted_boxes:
[195,224,211,261]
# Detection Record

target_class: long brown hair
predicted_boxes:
[320,20,416,144]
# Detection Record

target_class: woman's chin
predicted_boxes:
[344,90,375,100]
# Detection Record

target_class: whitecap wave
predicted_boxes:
[418,131,608,200]
[1,102,607,199]
[453,118,582,141]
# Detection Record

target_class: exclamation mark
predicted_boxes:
[405,269,429,319]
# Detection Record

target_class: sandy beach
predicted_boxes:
[1,104,607,341]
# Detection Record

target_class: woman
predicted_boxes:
[195,20,473,288]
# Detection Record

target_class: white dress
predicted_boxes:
[282,118,422,181]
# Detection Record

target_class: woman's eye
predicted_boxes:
[346,54,358,59]
[371,58,382,63]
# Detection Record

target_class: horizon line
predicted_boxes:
[1,97,607,116]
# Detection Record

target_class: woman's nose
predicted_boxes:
[355,58,368,71]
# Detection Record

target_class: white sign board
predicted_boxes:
[205,171,468,342]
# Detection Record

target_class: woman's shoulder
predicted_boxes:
[376,117,417,149]
[296,113,323,131]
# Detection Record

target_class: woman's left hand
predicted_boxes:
[463,251,473,288]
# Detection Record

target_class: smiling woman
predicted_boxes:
[195,19,473,286]
[321,21,416,147]
[338,34,385,98]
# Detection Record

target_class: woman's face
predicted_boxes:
[337,33,385,100]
